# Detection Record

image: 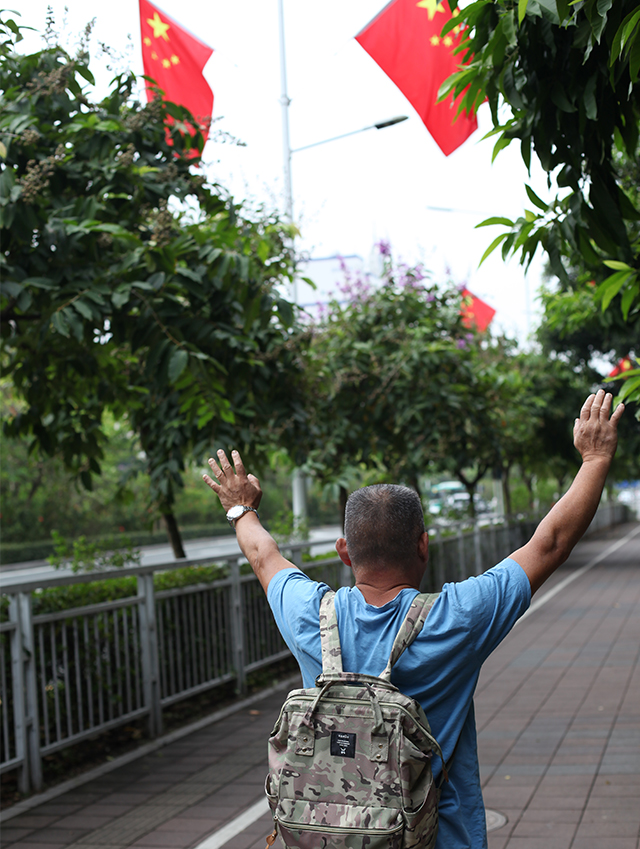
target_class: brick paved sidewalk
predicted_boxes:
[1,522,638,849]
[479,522,640,849]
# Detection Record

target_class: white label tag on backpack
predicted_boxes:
[330,731,356,758]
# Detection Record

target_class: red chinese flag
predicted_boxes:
[608,356,634,377]
[139,0,213,147]
[356,0,477,155]
[460,288,495,332]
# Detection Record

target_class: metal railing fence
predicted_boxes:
[0,503,629,795]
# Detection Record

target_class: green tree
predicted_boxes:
[442,0,640,409]
[0,16,297,555]
[291,249,502,519]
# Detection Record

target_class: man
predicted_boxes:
[203,389,624,848]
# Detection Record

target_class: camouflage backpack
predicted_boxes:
[265,589,447,849]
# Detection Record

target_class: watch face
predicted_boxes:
[228,505,246,520]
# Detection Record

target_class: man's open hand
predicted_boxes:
[574,389,624,464]
[202,450,262,513]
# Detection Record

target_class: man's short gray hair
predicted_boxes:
[344,484,425,568]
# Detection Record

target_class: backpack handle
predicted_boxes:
[295,678,388,760]
[379,592,439,681]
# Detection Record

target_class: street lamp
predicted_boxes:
[277,0,408,528]
[291,116,408,154]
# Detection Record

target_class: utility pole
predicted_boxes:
[278,0,306,528]
[276,0,407,532]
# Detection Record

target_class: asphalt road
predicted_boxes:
[0,526,343,580]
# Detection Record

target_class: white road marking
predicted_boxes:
[193,796,270,849]
[516,524,640,626]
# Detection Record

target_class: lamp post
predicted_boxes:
[277,0,407,528]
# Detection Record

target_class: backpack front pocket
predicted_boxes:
[275,799,404,849]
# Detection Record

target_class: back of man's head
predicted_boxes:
[344,484,425,569]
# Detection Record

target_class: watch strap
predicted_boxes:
[227,505,260,528]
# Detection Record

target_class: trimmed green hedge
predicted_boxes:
[0,524,234,566]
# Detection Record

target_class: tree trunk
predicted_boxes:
[466,484,477,519]
[163,511,186,559]
[502,464,512,518]
[339,486,349,534]
[455,468,485,520]
[409,474,422,499]
[521,468,534,511]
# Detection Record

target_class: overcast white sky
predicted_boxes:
[18,0,558,342]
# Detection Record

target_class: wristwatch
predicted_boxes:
[226,505,260,528]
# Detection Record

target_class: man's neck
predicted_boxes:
[355,580,419,608]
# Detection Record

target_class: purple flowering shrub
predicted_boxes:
[312,241,476,353]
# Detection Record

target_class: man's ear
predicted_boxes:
[418,531,429,563]
[335,537,352,567]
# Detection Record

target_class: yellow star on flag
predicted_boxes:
[162,58,171,68]
[151,51,158,61]
[147,12,170,41]
[430,35,440,45]
[143,37,151,46]
[171,55,180,64]
[416,0,445,21]
[443,35,453,46]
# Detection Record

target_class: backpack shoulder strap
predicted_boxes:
[319,590,343,674]
[380,592,439,682]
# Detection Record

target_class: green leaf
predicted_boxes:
[620,281,638,321]
[518,0,529,24]
[168,348,188,382]
[197,409,215,428]
[66,309,84,341]
[630,31,640,82]
[476,216,515,228]
[603,260,633,271]
[112,288,131,308]
[502,9,517,45]
[257,240,270,263]
[148,272,166,290]
[76,64,96,86]
[617,375,640,402]
[583,74,598,121]
[51,310,70,337]
[73,299,94,320]
[611,7,640,63]
[23,277,57,290]
[276,298,294,327]
[525,185,547,211]
[0,141,6,159]
[0,281,23,298]
[492,135,512,162]
[596,271,632,311]
[605,367,640,383]
[479,233,509,266]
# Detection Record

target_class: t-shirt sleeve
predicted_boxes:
[267,568,330,684]
[442,558,531,664]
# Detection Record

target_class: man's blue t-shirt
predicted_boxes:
[267,558,531,849]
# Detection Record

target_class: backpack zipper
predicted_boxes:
[277,695,440,751]
[275,814,405,835]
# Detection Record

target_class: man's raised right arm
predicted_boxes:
[510,389,624,595]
